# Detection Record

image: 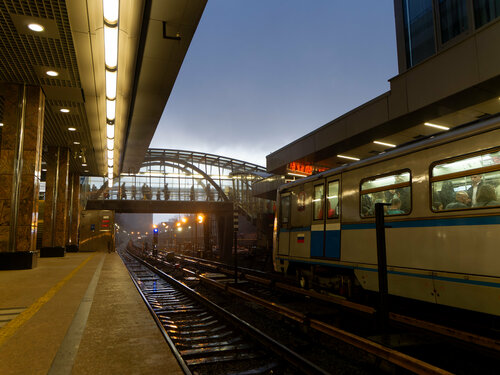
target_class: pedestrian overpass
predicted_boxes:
[83,149,274,259]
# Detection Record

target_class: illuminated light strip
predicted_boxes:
[337,154,360,161]
[288,172,308,177]
[103,0,119,188]
[373,140,396,148]
[424,122,449,131]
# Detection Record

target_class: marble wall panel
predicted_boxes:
[15,225,31,252]
[0,200,10,226]
[0,84,20,149]
[42,147,69,247]
[0,174,13,200]
[0,226,9,249]
[0,149,14,174]
[21,150,37,175]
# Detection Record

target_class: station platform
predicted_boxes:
[0,251,184,375]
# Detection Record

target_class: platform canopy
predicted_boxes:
[0,0,207,176]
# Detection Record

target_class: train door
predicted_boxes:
[325,177,341,259]
[311,177,341,258]
[277,192,291,256]
[311,182,325,257]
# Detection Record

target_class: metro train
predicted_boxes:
[273,115,500,317]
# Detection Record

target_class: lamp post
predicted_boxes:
[196,214,204,257]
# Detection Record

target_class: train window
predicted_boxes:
[313,184,324,220]
[327,181,339,219]
[431,149,500,211]
[280,195,291,227]
[360,170,411,217]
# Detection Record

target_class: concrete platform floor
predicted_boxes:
[0,252,184,375]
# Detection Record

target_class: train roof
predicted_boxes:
[278,113,500,192]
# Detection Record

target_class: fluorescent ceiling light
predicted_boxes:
[287,172,308,177]
[107,149,113,159]
[108,158,113,167]
[106,99,116,121]
[106,123,114,138]
[68,127,76,131]
[103,0,119,24]
[104,25,118,69]
[107,138,114,150]
[73,141,80,145]
[82,163,87,166]
[337,154,360,161]
[46,70,59,77]
[425,122,449,131]
[28,23,44,32]
[84,170,89,172]
[373,140,396,148]
[105,69,117,99]
[60,108,70,113]
[108,166,113,174]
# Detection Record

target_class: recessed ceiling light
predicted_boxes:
[60,108,70,113]
[84,170,89,172]
[337,154,360,161]
[28,23,44,32]
[82,163,87,166]
[42,168,47,172]
[46,70,59,77]
[68,127,76,131]
[0,123,3,127]
[424,122,449,131]
[73,141,80,145]
[373,140,396,148]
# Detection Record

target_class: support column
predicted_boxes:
[67,173,80,249]
[0,83,44,269]
[42,146,70,256]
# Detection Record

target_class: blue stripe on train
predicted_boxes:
[311,230,340,258]
[311,231,323,257]
[342,215,500,230]
[278,258,500,288]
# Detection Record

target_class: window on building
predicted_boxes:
[313,184,324,220]
[403,0,436,67]
[474,0,500,28]
[439,0,469,43]
[327,181,340,219]
[280,194,290,227]
[431,149,500,211]
[360,171,411,217]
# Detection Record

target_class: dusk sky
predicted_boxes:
[150,1,399,167]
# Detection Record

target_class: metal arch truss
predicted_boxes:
[86,149,272,218]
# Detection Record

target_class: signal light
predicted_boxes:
[153,228,158,234]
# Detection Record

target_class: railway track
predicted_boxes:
[171,252,500,352]
[135,247,500,374]
[120,250,331,375]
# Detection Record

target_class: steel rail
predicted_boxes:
[120,253,192,375]
[390,312,500,353]
[130,251,331,375]
[178,254,500,354]
[175,262,454,375]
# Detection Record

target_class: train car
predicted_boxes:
[273,115,500,317]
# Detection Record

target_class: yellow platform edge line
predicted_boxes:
[0,253,97,347]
